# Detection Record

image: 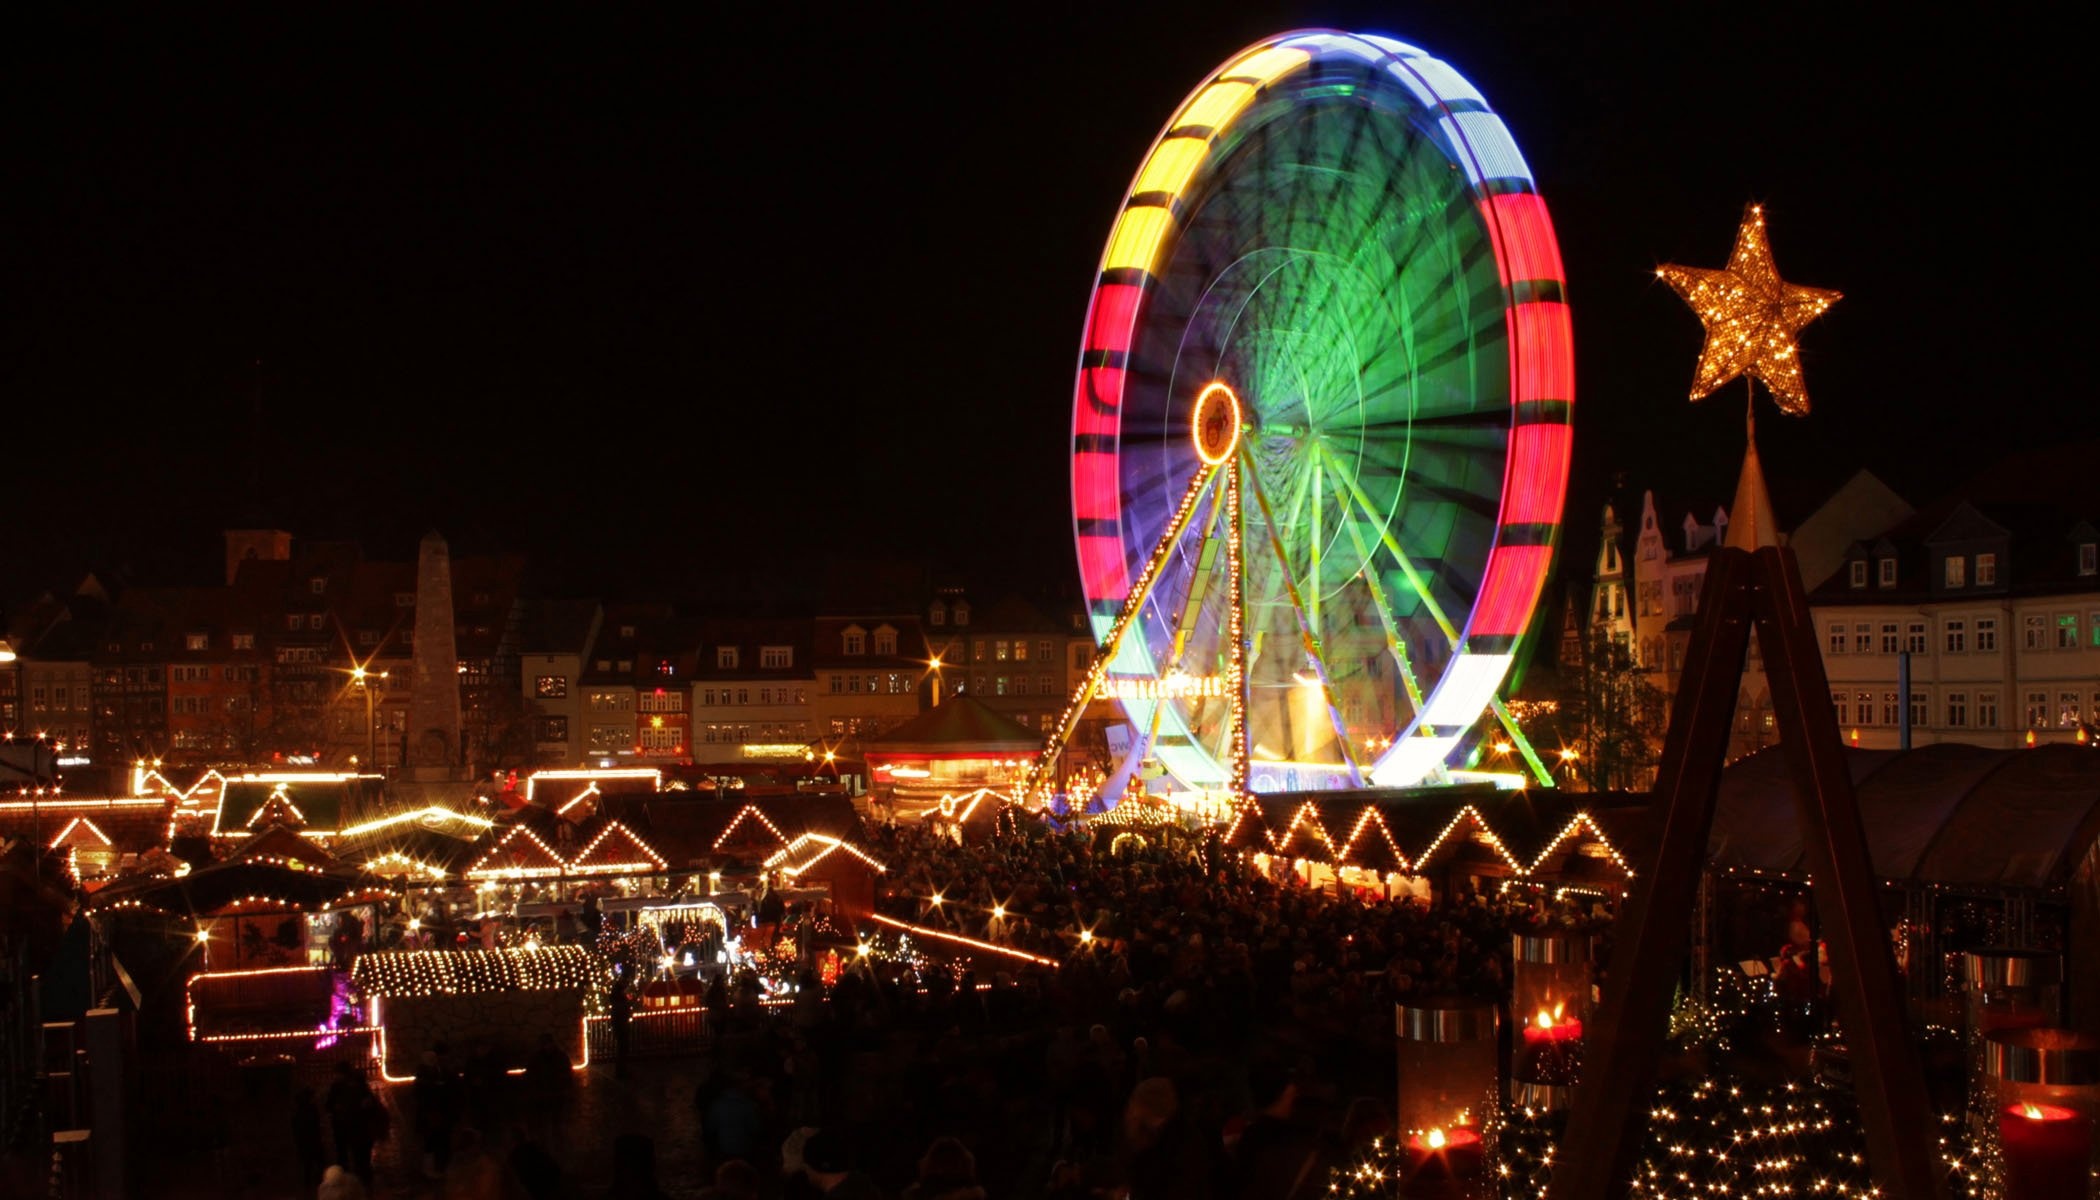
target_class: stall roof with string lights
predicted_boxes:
[1221,786,1643,885]
[1709,743,2100,888]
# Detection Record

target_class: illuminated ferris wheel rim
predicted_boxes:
[1066,29,1573,791]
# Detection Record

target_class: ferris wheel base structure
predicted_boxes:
[1031,29,1572,805]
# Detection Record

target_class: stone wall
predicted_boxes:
[374,987,585,1077]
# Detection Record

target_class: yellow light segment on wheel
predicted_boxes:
[1175,82,1256,133]
[1103,206,1176,274]
[1132,137,1209,199]
[1224,45,1310,88]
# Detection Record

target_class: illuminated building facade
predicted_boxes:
[809,613,928,744]
[690,619,813,763]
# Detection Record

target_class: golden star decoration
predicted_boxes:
[1657,204,1841,416]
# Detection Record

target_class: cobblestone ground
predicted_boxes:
[144,1057,715,1200]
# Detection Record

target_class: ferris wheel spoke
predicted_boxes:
[1237,444,1367,784]
[1336,487,1426,722]
[1316,442,1461,649]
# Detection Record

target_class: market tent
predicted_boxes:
[1708,744,2100,888]
[863,695,1042,758]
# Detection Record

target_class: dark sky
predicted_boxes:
[5,5,2083,608]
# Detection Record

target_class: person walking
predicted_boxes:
[414,1045,462,1179]
[324,1062,377,1188]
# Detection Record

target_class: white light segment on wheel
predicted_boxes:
[1372,734,1463,789]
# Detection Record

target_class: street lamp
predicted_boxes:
[926,656,945,707]
[350,666,388,769]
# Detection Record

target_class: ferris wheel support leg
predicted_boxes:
[1226,460,1248,798]
[1317,443,1462,648]
[1489,697,1554,788]
[1026,463,1223,797]
[1237,445,1367,787]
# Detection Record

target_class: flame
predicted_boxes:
[1535,1001,1566,1029]
[2021,1103,2046,1120]
[1427,1128,1447,1149]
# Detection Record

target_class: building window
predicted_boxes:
[2059,614,2080,650]
[1073,644,1090,671]
[1855,691,1873,726]
[1944,620,1965,654]
[537,716,569,742]
[953,602,969,626]
[737,689,749,705]
[1946,692,1967,728]
[2061,693,2082,728]
[1976,553,1997,587]
[2091,611,2100,648]
[1039,639,1053,662]
[1879,623,1898,654]
[2080,543,2097,576]
[1849,561,1866,588]
[1013,640,1029,662]
[843,631,866,655]
[2025,615,2048,650]
[874,628,897,656]
[183,632,208,651]
[1831,693,1849,724]
[2027,692,2050,728]
[287,615,302,631]
[1976,692,1999,729]
[718,647,739,669]
[761,646,792,669]
[972,639,987,662]
[1878,558,1897,588]
[310,577,327,594]
[588,724,628,752]
[1976,618,1997,653]
[995,640,1010,662]
[231,632,254,650]
[1852,623,1872,653]
[616,660,632,673]
[1827,623,1846,655]
[1909,692,1929,728]
[619,625,636,639]
[929,602,945,626]
[829,676,843,694]
[1881,692,1901,725]
[1944,555,1965,588]
[536,676,568,699]
[1014,675,1030,696]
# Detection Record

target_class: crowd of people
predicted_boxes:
[280,815,1607,1198]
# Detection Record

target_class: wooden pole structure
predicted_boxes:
[1546,542,1945,1199]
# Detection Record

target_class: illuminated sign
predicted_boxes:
[739,743,807,758]
[1098,673,1226,700]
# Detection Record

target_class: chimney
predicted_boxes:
[407,531,463,778]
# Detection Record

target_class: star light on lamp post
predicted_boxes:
[1657,204,1841,417]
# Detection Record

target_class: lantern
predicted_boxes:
[1396,999,1499,1140]
[1986,1027,2100,1196]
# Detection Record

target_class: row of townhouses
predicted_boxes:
[1569,443,2100,765]
[4,530,1099,775]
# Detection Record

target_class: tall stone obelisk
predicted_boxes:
[407,530,462,779]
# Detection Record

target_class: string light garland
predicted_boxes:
[762,833,888,878]
[464,826,567,880]
[866,913,1061,967]
[337,805,494,839]
[712,804,789,850]
[1657,204,1840,416]
[522,767,661,804]
[565,819,669,875]
[351,946,602,998]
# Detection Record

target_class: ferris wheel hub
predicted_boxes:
[1191,381,1243,466]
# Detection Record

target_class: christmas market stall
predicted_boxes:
[1706,742,2100,1037]
[89,823,397,1047]
[863,696,1040,823]
[352,946,601,1079]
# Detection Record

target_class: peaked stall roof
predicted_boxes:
[863,695,1042,757]
[1709,744,2100,889]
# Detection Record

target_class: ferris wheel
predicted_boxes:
[1036,30,1573,797]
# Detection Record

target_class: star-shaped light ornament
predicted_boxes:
[1658,205,1841,416]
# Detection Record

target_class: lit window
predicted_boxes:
[186,632,208,651]
[2023,691,2048,727]
[1944,555,1966,588]
[1975,553,1997,587]
[2060,692,2082,728]
[2059,614,2079,650]
[233,633,255,650]
[536,676,568,699]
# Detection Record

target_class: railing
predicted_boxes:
[584,1007,709,1059]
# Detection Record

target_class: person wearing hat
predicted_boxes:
[797,1129,882,1198]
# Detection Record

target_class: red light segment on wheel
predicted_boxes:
[1073,451,1120,521]
[1086,284,1146,355]
[1077,534,1131,600]
[1479,193,1564,287]
[1508,301,1573,405]
[1074,368,1124,436]
[1469,545,1553,637]
[1503,425,1570,526]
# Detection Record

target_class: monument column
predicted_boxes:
[408,530,463,780]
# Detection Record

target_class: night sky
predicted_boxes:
[5,5,2083,609]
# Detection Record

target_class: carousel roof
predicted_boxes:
[863,695,1042,756]
[1709,743,2100,889]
